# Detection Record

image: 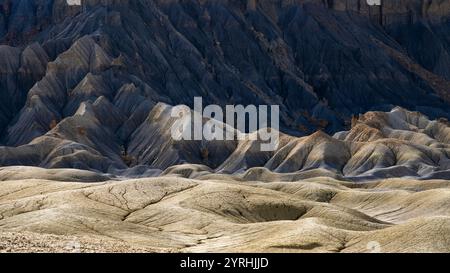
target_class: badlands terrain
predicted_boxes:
[1,167,450,253]
[0,0,449,252]
[1,108,450,253]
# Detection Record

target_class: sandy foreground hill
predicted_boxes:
[1,166,450,253]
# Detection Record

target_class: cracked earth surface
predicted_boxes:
[1,169,450,252]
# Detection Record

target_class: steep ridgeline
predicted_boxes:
[1,102,450,181]
[0,0,449,177]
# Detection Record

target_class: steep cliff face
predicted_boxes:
[208,0,450,24]
[0,0,81,44]
[2,1,449,43]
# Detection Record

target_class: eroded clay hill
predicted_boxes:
[1,104,450,180]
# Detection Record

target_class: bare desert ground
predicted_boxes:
[1,166,450,253]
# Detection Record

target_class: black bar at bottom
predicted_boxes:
[0,253,445,272]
